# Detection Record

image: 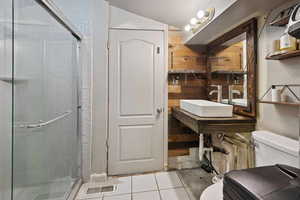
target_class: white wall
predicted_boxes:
[52,0,109,181]
[90,0,109,177]
[257,0,300,140]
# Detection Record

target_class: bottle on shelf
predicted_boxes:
[280,32,297,52]
[271,85,281,102]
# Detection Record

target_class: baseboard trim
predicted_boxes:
[90,173,108,183]
[67,179,82,200]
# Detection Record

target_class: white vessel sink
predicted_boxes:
[180,100,233,117]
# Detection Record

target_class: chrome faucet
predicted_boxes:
[228,85,241,104]
[209,85,223,103]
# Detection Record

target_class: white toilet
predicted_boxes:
[200,130,299,200]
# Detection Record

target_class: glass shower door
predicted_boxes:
[13,0,81,199]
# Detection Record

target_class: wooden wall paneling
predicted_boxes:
[168,30,207,157]
[168,99,180,113]
[169,85,208,99]
[168,85,182,94]
[210,46,242,72]
[168,149,190,157]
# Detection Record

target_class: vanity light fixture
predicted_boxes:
[184,24,192,32]
[197,10,210,19]
[184,8,215,33]
[190,17,198,25]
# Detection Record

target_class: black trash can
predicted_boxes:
[223,165,300,200]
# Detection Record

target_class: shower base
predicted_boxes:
[13,177,80,200]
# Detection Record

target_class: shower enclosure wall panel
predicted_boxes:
[0,0,13,199]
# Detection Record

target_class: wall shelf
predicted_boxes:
[168,69,207,75]
[270,16,290,27]
[266,50,300,60]
[211,70,246,75]
[259,100,300,107]
[269,5,295,27]
[259,84,300,107]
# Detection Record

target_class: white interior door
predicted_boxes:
[108,29,164,175]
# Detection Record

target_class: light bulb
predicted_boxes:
[197,10,209,19]
[184,24,192,32]
[190,18,198,25]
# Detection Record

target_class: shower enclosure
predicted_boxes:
[1,0,83,199]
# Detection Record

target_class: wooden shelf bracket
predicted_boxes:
[259,84,300,106]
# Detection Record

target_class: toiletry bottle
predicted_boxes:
[281,94,288,103]
[272,40,280,52]
[280,32,297,52]
[175,76,179,85]
[271,85,281,102]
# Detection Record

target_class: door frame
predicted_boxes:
[163,27,169,170]
[107,26,169,174]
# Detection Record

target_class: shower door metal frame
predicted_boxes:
[68,40,83,200]
[34,0,83,41]
[65,39,83,200]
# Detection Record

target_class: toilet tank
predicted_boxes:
[253,131,299,168]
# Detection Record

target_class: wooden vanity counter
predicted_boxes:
[172,107,256,134]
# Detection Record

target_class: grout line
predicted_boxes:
[132,189,160,194]
[131,176,133,200]
[183,187,192,200]
[154,173,163,200]
[131,174,161,199]
[175,171,191,200]
[184,188,193,200]
[158,186,184,191]
[175,170,186,188]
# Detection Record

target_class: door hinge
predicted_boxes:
[157,46,160,54]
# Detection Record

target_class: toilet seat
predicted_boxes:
[200,181,223,200]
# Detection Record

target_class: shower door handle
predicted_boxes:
[19,110,72,129]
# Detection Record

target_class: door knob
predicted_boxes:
[156,108,163,114]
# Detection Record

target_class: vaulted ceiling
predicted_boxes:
[106,0,216,28]
[106,0,292,30]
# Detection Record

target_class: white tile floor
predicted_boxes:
[76,171,193,200]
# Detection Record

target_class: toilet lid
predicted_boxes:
[200,181,223,200]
